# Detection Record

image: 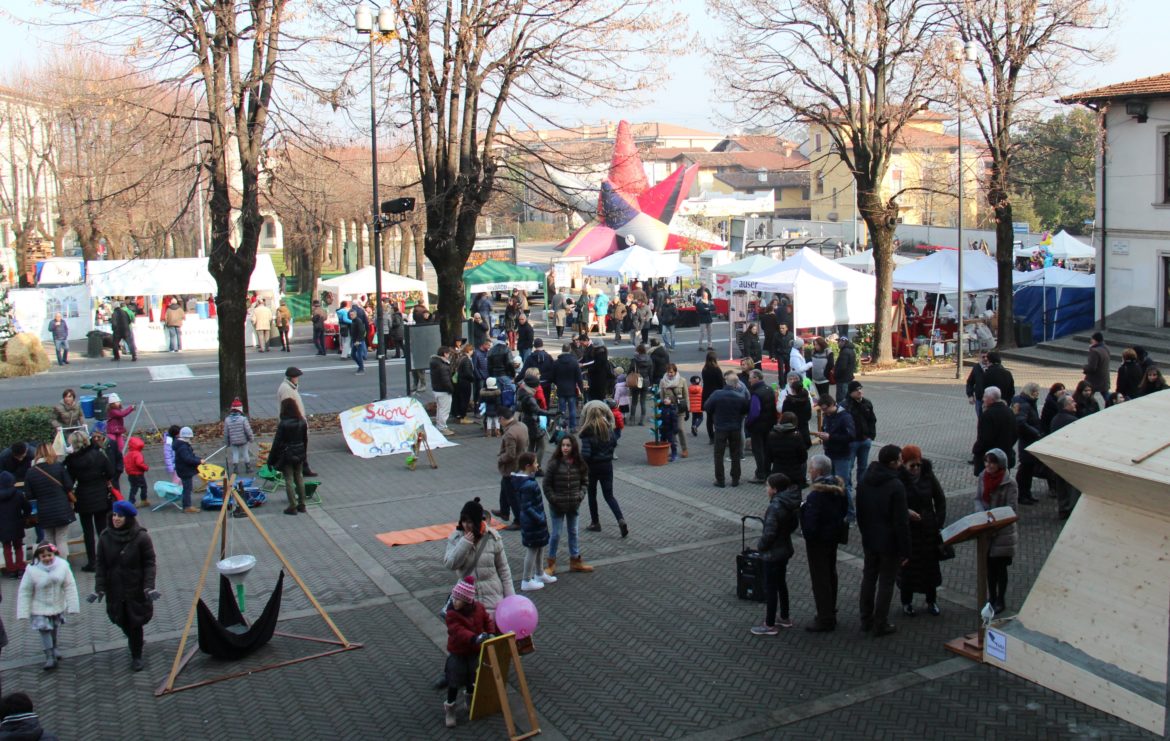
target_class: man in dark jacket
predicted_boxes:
[965,352,989,418]
[486,338,512,379]
[648,338,670,386]
[348,307,369,374]
[1082,331,1111,400]
[110,301,137,362]
[745,370,777,483]
[658,295,679,349]
[774,323,794,378]
[469,313,490,348]
[704,371,750,487]
[0,442,34,483]
[974,386,1018,475]
[1048,394,1081,518]
[833,338,858,401]
[759,302,779,361]
[519,338,556,398]
[552,344,585,430]
[1011,384,1043,505]
[516,313,535,361]
[430,346,455,434]
[814,395,857,514]
[855,444,911,637]
[982,352,1015,401]
[801,455,848,632]
[840,380,876,496]
[0,693,59,741]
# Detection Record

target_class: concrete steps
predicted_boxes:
[999,326,1170,370]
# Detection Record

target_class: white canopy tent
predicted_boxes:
[891,249,1041,294]
[581,245,692,281]
[711,253,782,278]
[317,266,427,299]
[87,254,280,297]
[1013,230,1095,260]
[835,250,915,274]
[730,247,876,328]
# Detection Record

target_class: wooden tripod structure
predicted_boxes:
[155,476,362,696]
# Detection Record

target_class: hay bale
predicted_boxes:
[0,333,52,378]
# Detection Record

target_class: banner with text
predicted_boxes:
[339,397,457,458]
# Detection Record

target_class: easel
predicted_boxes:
[469,633,540,739]
[122,400,163,455]
[942,507,1019,661]
[156,475,362,696]
[406,426,438,471]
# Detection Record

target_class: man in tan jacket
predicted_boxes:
[164,299,185,352]
[252,299,273,352]
[492,408,528,530]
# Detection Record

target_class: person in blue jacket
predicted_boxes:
[336,301,353,358]
[171,427,204,514]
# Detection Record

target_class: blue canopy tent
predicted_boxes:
[1013,267,1095,343]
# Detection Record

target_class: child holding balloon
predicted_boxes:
[443,575,496,728]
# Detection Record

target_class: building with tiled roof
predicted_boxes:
[1060,73,1170,326]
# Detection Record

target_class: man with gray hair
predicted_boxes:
[704,370,750,488]
[973,386,1017,476]
[1048,394,1081,518]
[801,454,849,632]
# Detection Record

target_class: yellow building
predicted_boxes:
[805,112,982,240]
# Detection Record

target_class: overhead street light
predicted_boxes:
[355,4,398,399]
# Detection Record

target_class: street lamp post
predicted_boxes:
[356,4,396,399]
[953,39,976,380]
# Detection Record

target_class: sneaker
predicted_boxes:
[585,522,601,532]
[520,578,544,592]
[283,507,298,515]
[927,602,941,616]
[538,572,558,584]
[902,604,916,617]
[776,618,795,629]
[668,454,678,462]
[750,624,779,636]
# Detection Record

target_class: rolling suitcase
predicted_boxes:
[736,515,766,602]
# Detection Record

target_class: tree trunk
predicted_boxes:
[994,201,1016,348]
[412,222,425,282]
[432,250,465,346]
[399,225,411,278]
[858,188,894,364]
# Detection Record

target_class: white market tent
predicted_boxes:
[87,254,280,297]
[891,249,1041,294]
[835,250,915,274]
[317,266,427,299]
[711,253,781,278]
[730,247,876,328]
[581,245,692,281]
[1013,230,1095,260]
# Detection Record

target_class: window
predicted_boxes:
[815,133,822,152]
[832,187,838,209]
[815,172,824,195]
[265,220,275,238]
[1163,132,1170,203]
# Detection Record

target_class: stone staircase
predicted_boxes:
[998,324,1170,369]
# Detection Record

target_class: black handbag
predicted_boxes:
[937,540,956,561]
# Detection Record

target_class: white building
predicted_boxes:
[1061,73,1170,327]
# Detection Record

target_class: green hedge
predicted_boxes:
[0,406,56,450]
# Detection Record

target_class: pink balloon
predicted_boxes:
[494,595,539,639]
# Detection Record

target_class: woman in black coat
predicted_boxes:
[700,351,725,443]
[0,472,30,577]
[24,444,74,561]
[585,345,614,402]
[897,446,947,616]
[741,323,762,368]
[766,413,809,487]
[270,398,309,515]
[64,431,114,572]
[1115,349,1144,400]
[1038,382,1065,434]
[452,345,475,424]
[779,373,813,447]
[93,500,158,672]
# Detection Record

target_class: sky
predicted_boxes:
[0,0,1166,133]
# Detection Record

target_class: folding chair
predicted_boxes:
[256,464,284,493]
[152,481,184,512]
[303,480,322,506]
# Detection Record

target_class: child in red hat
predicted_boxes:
[443,575,496,728]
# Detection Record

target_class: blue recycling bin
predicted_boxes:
[79,395,96,419]
[196,301,209,319]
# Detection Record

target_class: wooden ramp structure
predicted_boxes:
[985,391,1170,735]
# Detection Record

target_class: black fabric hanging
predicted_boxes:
[197,571,284,660]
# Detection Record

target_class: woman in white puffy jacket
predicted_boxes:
[16,542,80,671]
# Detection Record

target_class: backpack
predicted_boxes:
[500,378,517,409]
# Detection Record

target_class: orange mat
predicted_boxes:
[376,517,502,547]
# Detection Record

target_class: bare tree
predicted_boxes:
[0,87,58,282]
[948,0,1106,346]
[389,0,684,343]
[709,0,947,363]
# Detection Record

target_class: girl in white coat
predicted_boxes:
[16,543,80,670]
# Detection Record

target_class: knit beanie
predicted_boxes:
[451,575,477,603]
[179,426,195,440]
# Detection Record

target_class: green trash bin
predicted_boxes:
[86,331,105,358]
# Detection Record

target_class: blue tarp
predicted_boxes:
[1014,286,1095,343]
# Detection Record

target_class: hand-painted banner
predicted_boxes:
[339,397,457,458]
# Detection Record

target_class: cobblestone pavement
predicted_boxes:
[0,358,1156,739]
